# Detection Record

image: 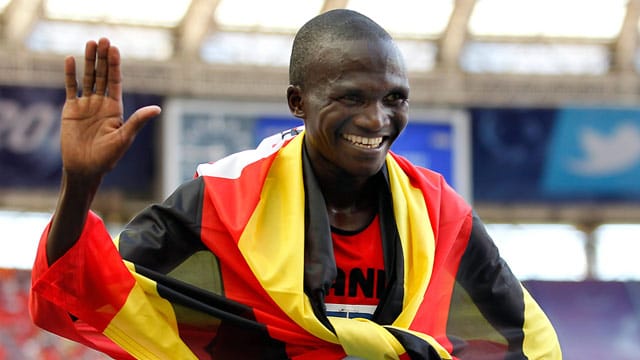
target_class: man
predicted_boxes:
[30,9,561,360]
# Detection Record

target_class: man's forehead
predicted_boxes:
[317,38,404,65]
[307,51,408,93]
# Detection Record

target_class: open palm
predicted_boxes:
[61,38,160,179]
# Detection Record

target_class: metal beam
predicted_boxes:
[5,188,640,225]
[475,203,640,225]
[321,0,349,13]
[612,0,640,72]
[174,0,221,60]
[1,0,43,49]
[437,0,476,70]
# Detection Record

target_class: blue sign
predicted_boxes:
[253,116,302,144]
[0,86,66,187]
[472,108,557,202]
[542,108,640,197]
[472,107,640,203]
[392,121,455,186]
[0,85,162,196]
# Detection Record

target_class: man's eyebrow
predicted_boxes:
[389,86,409,95]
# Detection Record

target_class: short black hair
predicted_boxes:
[289,9,394,88]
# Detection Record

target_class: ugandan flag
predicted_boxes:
[30,128,561,359]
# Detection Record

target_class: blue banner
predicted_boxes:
[0,86,66,187]
[542,108,640,198]
[392,121,455,187]
[0,85,162,196]
[472,107,640,203]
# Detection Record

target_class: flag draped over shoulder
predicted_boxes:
[30,128,561,360]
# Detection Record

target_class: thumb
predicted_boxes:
[121,105,162,139]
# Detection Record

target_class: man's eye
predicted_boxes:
[384,93,407,104]
[340,95,362,104]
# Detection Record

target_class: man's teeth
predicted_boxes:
[342,134,383,148]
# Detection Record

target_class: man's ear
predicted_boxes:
[286,85,305,119]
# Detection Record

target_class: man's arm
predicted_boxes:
[46,38,161,264]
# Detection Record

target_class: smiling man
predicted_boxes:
[30,9,561,360]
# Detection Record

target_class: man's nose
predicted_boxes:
[354,102,389,131]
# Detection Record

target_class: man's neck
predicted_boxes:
[323,176,379,232]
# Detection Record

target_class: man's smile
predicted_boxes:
[341,133,384,149]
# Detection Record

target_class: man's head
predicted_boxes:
[289,9,395,89]
[287,9,410,179]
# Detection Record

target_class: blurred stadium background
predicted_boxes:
[1,0,640,358]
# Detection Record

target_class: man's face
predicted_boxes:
[294,38,410,179]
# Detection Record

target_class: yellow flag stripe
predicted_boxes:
[521,285,563,359]
[238,134,337,342]
[385,157,436,328]
[330,317,404,359]
[102,261,197,360]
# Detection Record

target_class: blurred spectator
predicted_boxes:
[0,268,108,359]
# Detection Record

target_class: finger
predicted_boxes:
[121,105,162,140]
[106,45,122,101]
[82,40,98,97]
[94,38,110,96]
[64,56,78,100]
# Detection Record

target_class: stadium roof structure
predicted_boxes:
[0,0,639,106]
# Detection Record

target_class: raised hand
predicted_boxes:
[61,37,161,180]
[45,38,162,264]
